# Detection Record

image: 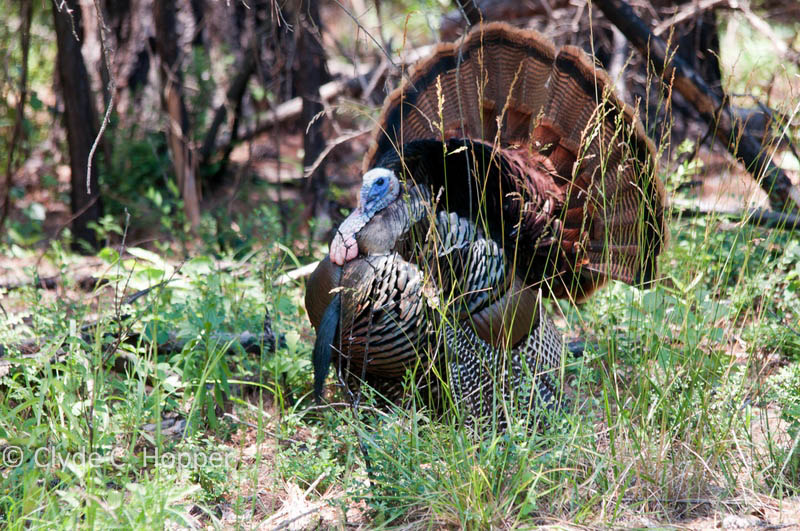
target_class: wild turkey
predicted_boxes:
[305,23,666,423]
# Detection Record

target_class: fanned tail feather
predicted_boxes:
[364,22,666,298]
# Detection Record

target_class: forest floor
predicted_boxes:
[3,123,800,528]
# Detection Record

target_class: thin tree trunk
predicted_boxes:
[52,0,103,251]
[0,0,33,233]
[154,0,201,228]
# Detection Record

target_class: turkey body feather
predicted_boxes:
[308,209,562,420]
[305,22,666,422]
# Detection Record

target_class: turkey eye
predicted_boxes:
[376,178,385,186]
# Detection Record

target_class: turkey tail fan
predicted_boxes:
[363,22,666,300]
[363,22,558,170]
[543,46,665,297]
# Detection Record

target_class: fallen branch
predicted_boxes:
[142,414,187,439]
[732,104,796,149]
[240,64,373,142]
[274,260,320,286]
[1,320,279,378]
[594,0,800,212]
[302,129,370,179]
[1,281,279,379]
[240,44,435,143]
[656,0,799,62]
[361,58,390,103]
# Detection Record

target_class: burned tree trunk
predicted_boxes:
[199,49,256,184]
[189,0,206,46]
[154,0,201,228]
[295,1,331,233]
[52,0,102,251]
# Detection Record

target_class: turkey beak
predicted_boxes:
[330,208,365,266]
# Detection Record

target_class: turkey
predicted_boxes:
[306,210,565,422]
[305,22,666,423]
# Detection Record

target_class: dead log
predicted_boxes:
[593,0,800,212]
[239,42,433,142]
[274,260,320,286]
[0,310,280,379]
[240,68,372,142]
[653,0,729,36]
[0,274,104,292]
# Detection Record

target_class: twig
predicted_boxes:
[653,0,729,36]
[271,507,323,531]
[729,0,800,63]
[35,195,101,268]
[221,412,300,444]
[330,0,398,71]
[303,129,370,178]
[454,0,483,26]
[87,0,116,195]
[302,401,391,418]
[52,0,80,41]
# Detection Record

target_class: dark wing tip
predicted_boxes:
[312,293,341,403]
